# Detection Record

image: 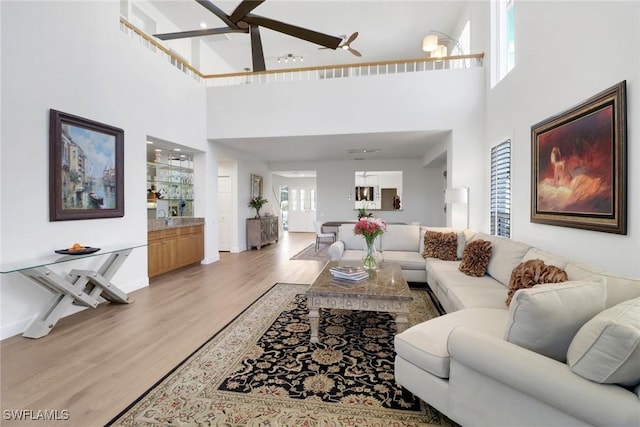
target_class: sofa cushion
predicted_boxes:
[521,247,569,269]
[506,259,568,306]
[381,224,420,252]
[394,308,509,378]
[471,233,532,286]
[341,249,382,264]
[446,286,511,311]
[422,231,458,261]
[567,296,640,387]
[565,263,640,308]
[504,278,607,362]
[382,251,426,271]
[459,239,492,277]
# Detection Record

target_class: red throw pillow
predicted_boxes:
[459,239,492,277]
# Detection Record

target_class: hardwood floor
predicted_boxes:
[0,232,326,426]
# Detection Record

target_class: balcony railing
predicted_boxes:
[120,18,484,87]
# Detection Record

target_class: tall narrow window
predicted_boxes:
[490,140,511,237]
[491,0,515,86]
[452,20,471,68]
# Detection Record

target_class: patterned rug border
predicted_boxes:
[106,283,447,426]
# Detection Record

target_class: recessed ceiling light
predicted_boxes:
[173,148,181,151]
[146,141,153,144]
[200,22,207,29]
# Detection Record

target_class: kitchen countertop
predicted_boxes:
[148,217,205,232]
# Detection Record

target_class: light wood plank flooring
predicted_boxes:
[1,232,326,426]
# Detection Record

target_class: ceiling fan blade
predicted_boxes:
[349,47,362,57]
[244,14,342,49]
[345,31,359,45]
[154,27,246,41]
[195,0,239,30]
[250,25,266,72]
[229,0,265,23]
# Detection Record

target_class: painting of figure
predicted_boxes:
[536,106,613,215]
[531,81,626,234]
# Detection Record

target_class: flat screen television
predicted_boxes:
[355,186,374,201]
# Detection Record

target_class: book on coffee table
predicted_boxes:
[329,266,369,281]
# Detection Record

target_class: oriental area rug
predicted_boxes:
[108,283,452,427]
[290,243,332,261]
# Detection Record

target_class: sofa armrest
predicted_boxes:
[447,327,640,427]
[328,241,345,260]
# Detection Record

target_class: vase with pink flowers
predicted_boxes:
[354,217,387,270]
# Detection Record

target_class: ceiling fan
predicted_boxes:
[319,32,361,57]
[338,32,361,57]
[153,0,343,72]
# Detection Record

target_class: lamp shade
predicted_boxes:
[431,45,448,58]
[422,34,438,52]
[445,188,468,204]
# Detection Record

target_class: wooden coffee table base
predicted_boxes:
[305,262,412,343]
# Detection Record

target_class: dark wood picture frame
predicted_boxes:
[50,109,125,221]
[531,81,626,234]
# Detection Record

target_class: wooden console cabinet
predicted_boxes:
[247,217,279,250]
[148,224,204,278]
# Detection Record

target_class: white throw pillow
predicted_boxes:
[503,277,606,362]
[567,296,640,386]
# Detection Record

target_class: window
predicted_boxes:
[491,0,515,86]
[452,20,471,68]
[490,140,511,237]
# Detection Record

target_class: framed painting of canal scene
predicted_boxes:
[49,109,124,221]
[530,81,626,234]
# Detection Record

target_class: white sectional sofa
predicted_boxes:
[328,224,640,427]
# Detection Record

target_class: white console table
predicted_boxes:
[0,243,145,338]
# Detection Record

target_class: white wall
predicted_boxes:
[213,142,271,251]
[484,1,640,276]
[270,159,445,226]
[208,67,486,229]
[0,1,208,339]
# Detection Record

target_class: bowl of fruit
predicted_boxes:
[55,243,100,255]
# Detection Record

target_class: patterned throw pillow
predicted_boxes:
[459,239,492,277]
[422,231,458,261]
[506,259,568,306]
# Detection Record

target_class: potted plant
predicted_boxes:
[249,196,268,218]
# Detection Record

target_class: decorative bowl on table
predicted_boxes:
[55,244,100,255]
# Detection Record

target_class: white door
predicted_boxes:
[287,186,315,232]
[218,175,231,251]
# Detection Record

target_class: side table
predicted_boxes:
[0,243,145,338]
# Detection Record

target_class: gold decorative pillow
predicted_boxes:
[459,239,492,277]
[422,231,458,261]
[506,259,569,306]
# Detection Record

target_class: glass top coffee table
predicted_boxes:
[305,261,413,343]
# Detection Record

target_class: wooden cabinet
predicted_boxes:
[148,225,204,278]
[247,217,279,250]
